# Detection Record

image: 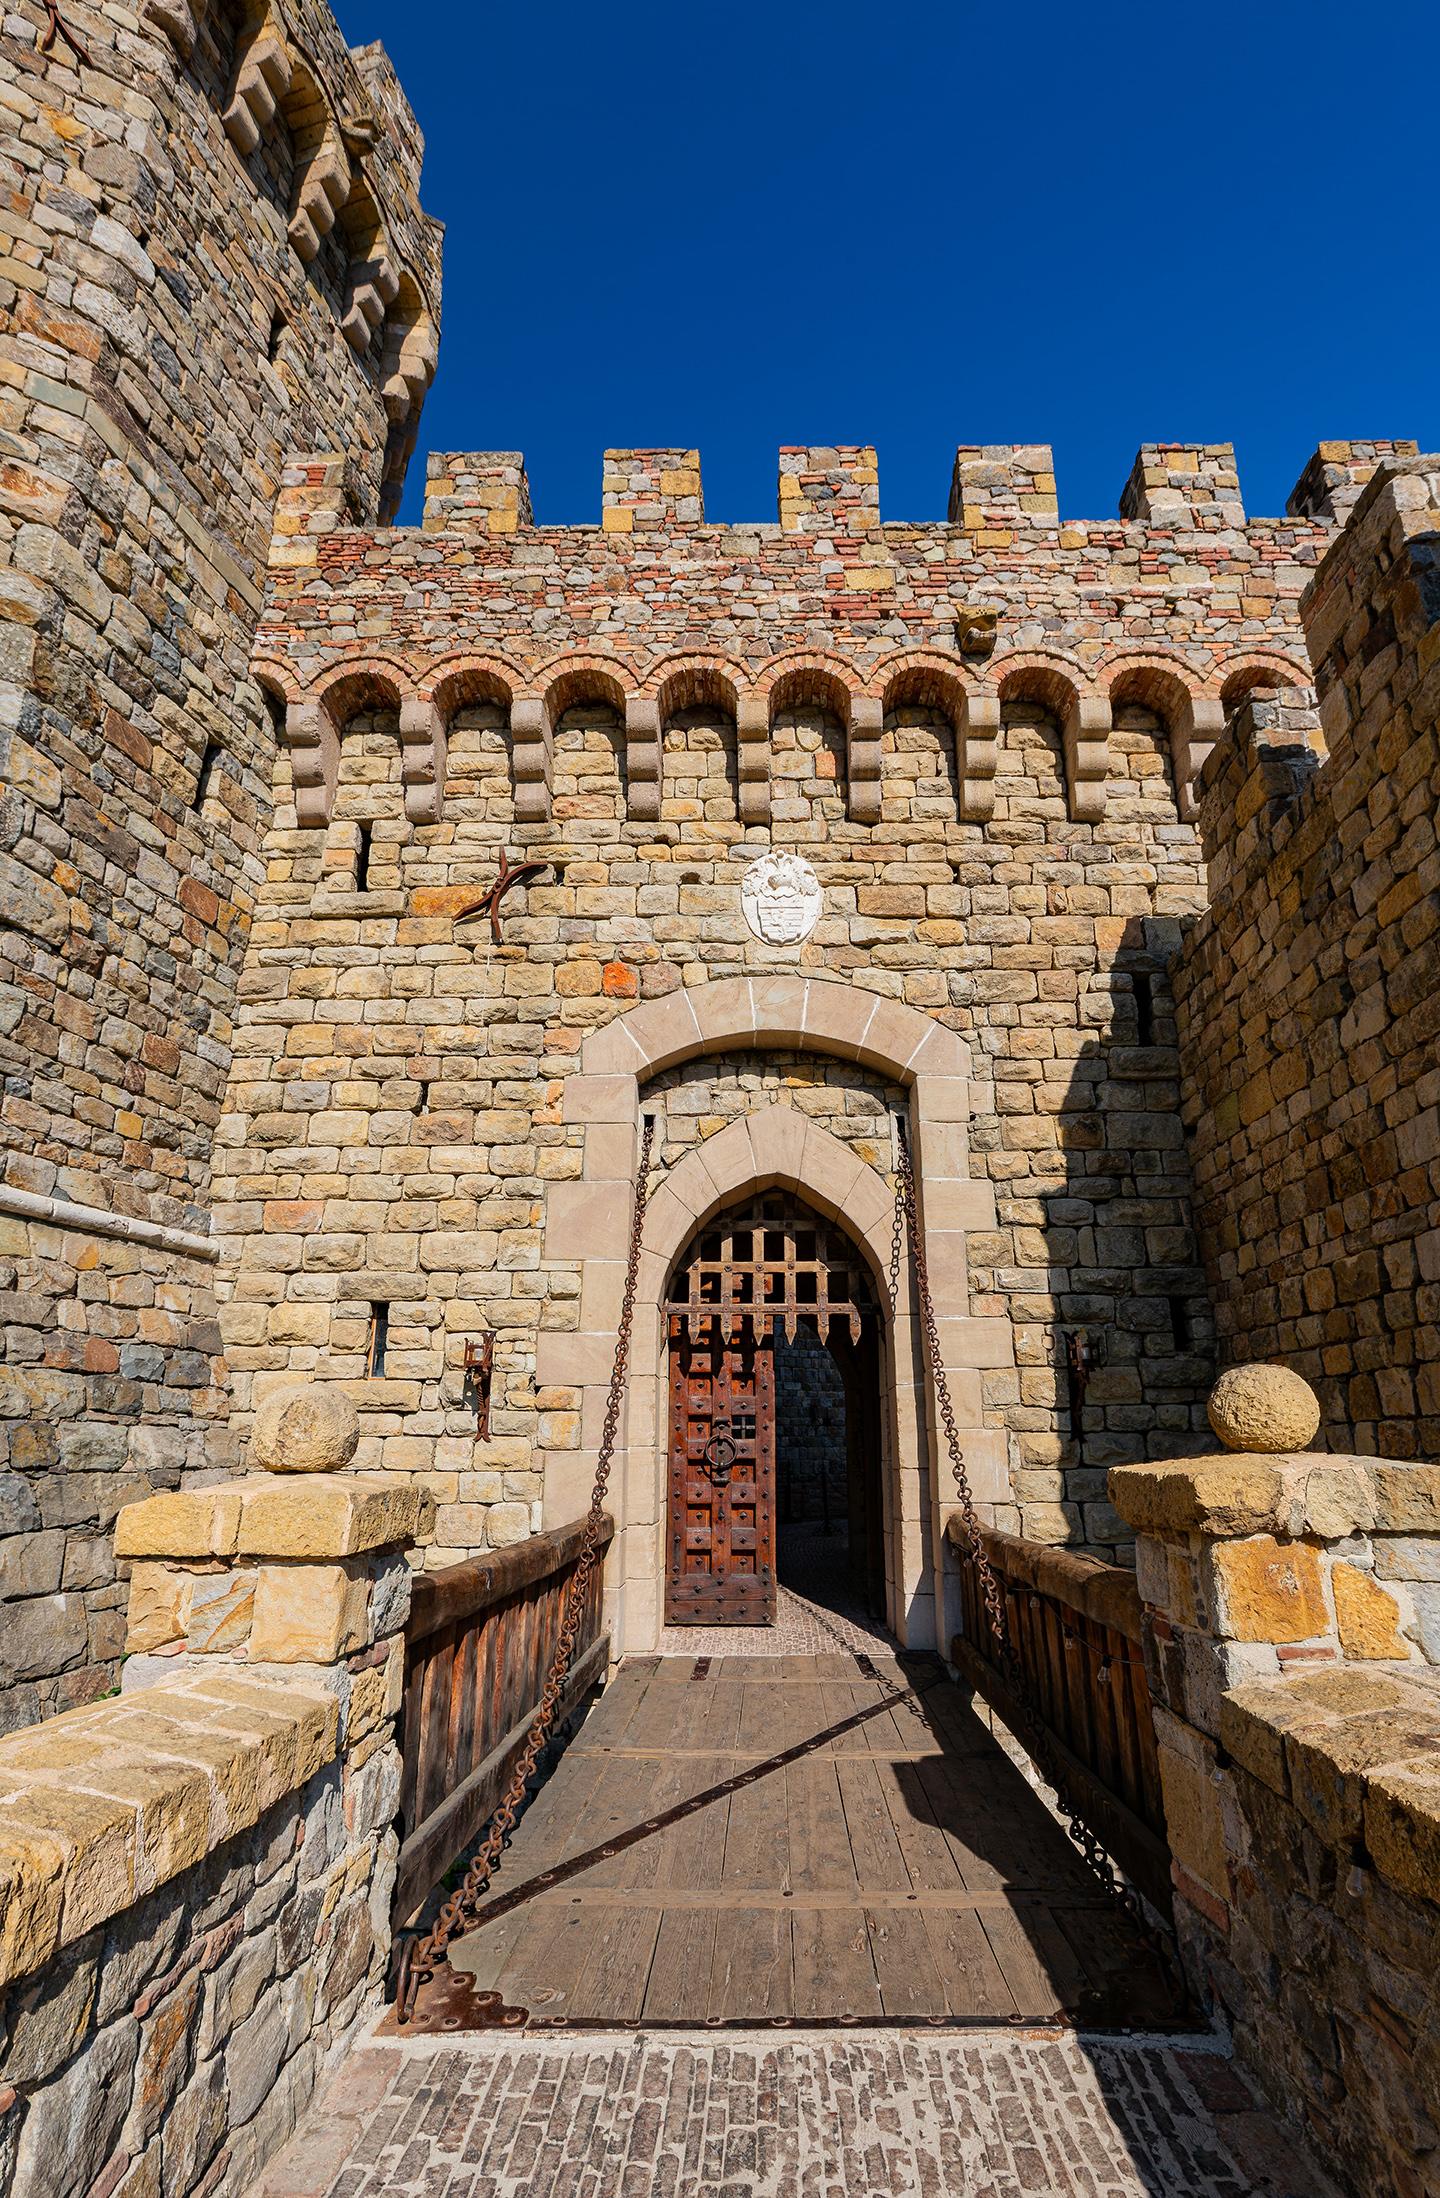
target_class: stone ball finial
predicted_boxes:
[1207,1364,1321,1454]
[251,1383,360,1474]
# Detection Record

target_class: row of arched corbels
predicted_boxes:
[142,0,438,427]
[251,644,1314,831]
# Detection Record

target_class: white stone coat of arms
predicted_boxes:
[740,852,822,945]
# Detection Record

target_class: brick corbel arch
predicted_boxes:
[539,976,1014,1654]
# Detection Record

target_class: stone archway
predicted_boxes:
[539,977,1016,1654]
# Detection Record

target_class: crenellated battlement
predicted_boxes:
[362,438,1421,539]
[255,437,1415,839]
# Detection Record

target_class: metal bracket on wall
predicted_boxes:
[463,1334,494,1438]
[455,850,553,946]
[40,1,92,62]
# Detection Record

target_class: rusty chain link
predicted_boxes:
[396,1114,658,2023]
[888,1116,1177,1971]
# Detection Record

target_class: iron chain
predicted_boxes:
[886,1119,1174,1964]
[397,1114,658,2022]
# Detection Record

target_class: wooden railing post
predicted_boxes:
[943,1515,1170,1913]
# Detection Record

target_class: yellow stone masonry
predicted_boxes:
[116,1475,433,1561]
[0,1674,338,1991]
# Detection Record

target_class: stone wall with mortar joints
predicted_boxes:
[0,1426,424,2197]
[222,438,1411,1571]
[0,0,440,1726]
[1173,456,1440,1461]
[1110,1450,1440,2198]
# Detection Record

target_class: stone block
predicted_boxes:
[1332,1562,1408,1659]
[1156,1742,1229,1899]
[115,1488,242,1561]
[235,1477,432,1559]
[1109,1456,1285,1539]
[1207,1536,1329,1644]
[249,1563,371,1662]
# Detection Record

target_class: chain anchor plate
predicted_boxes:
[395,1115,658,2026]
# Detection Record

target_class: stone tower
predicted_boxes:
[0,0,442,1727]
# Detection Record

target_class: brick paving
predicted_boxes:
[253,2030,1333,2198]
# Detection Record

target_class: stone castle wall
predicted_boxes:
[0,0,441,1725]
[218,439,1414,1584]
[1174,455,1440,1460]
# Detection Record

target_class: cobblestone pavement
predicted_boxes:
[253,2030,1331,2198]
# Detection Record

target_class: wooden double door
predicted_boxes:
[665,1316,777,1626]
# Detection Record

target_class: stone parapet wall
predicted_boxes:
[0,1437,422,2196]
[1111,1446,1440,2198]
[1173,455,1440,1460]
[1213,1665,1440,2198]
[0,0,440,1724]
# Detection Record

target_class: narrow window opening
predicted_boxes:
[355,823,372,893]
[1169,1296,1192,1351]
[194,740,222,809]
[366,1301,389,1378]
[266,307,287,363]
[1134,971,1155,1046]
[415,1080,431,1113]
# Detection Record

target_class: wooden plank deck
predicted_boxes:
[447,1652,1182,2030]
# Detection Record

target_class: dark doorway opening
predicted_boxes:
[774,1323,885,1622]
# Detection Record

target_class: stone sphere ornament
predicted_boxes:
[251,1382,361,1474]
[740,850,822,945]
[1207,1364,1322,1454]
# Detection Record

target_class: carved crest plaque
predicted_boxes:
[740,851,822,945]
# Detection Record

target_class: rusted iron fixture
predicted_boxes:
[462,1333,494,1438]
[455,849,552,946]
[40,1,92,63]
[1063,1328,1103,1436]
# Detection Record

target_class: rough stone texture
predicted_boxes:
[1208,1365,1322,1454]
[0,1471,420,2196]
[0,1740,395,2198]
[1114,1453,1440,2198]
[252,1385,360,1474]
[219,437,1417,1579]
[251,2032,1338,2198]
[0,0,441,1728]
[1194,1667,1440,2198]
[1175,457,1440,1462]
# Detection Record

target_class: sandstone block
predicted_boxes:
[236,1476,433,1559]
[1208,1535,1329,1644]
[1156,1742,1228,1899]
[1331,1562,1408,1659]
[248,1562,371,1662]
[251,1382,360,1473]
[114,1488,242,1561]
[1109,1457,1284,1538]
[1208,1364,1321,1453]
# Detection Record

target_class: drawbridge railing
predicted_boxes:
[394,1514,613,1931]
[946,1517,1170,1915]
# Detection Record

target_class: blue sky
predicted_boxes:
[336,0,1438,530]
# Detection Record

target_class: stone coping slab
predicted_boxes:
[115,1475,434,1562]
[1218,1664,1440,1903]
[1109,1453,1439,1540]
[0,1671,338,1991]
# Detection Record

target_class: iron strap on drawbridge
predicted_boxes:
[887,1118,1179,1982]
[394,1114,659,2026]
